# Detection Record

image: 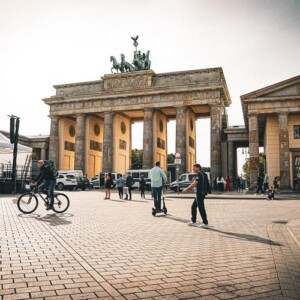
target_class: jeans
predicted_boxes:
[127,186,132,200]
[152,186,162,210]
[117,187,123,199]
[191,194,208,224]
[38,180,55,206]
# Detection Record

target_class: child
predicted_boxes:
[266,186,275,200]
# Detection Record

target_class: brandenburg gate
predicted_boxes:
[44,68,231,179]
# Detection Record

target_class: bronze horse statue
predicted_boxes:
[132,51,145,71]
[144,50,151,70]
[120,54,134,72]
[110,56,120,73]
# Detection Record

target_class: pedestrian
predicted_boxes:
[263,173,269,192]
[116,174,126,199]
[225,175,231,193]
[139,175,146,198]
[255,173,264,195]
[125,172,134,200]
[266,186,275,200]
[182,163,210,228]
[216,175,224,194]
[150,161,167,211]
[236,176,241,192]
[240,177,245,193]
[32,160,55,210]
[104,172,112,199]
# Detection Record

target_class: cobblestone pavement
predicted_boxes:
[1,190,300,300]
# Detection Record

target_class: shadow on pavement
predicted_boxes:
[165,214,282,246]
[19,213,73,226]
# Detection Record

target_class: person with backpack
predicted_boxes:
[182,163,210,228]
[32,160,56,210]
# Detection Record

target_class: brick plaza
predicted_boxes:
[1,190,300,299]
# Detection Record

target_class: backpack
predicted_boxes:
[46,160,58,178]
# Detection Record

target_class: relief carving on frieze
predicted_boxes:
[103,72,153,91]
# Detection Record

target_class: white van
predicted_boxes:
[127,169,171,190]
[56,170,83,191]
[170,172,211,192]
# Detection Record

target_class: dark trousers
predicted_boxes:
[191,194,208,224]
[256,185,264,194]
[117,187,123,199]
[152,186,162,210]
[140,187,145,198]
[39,180,55,206]
[127,186,132,200]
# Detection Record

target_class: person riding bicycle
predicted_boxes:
[32,160,56,210]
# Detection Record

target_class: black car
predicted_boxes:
[76,177,90,191]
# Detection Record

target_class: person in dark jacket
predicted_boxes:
[139,175,146,198]
[126,172,134,200]
[33,160,55,210]
[255,173,264,195]
[182,164,210,228]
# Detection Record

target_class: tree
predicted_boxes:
[242,153,265,184]
[167,153,175,164]
[131,149,143,169]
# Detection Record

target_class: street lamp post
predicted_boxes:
[242,148,248,189]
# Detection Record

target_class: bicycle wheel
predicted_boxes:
[52,193,70,213]
[17,193,39,214]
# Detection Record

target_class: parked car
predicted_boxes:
[56,174,78,191]
[170,172,211,192]
[76,177,90,191]
[170,173,197,192]
[89,177,100,189]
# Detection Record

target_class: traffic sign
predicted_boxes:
[175,152,181,158]
[174,158,181,164]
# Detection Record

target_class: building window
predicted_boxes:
[119,139,127,150]
[157,137,165,150]
[90,140,102,152]
[94,124,100,136]
[294,125,300,139]
[159,120,164,133]
[190,118,193,131]
[121,122,126,134]
[189,136,195,149]
[65,141,75,152]
[69,125,75,137]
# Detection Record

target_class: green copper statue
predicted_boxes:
[110,36,151,73]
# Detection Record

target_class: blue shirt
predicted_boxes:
[150,166,167,188]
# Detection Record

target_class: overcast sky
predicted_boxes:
[0,0,299,170]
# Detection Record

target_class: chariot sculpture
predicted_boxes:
[110,36,151,73]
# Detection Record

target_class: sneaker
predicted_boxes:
[187,221,197,226]
[199,223,209,229]
[46,206,53,211]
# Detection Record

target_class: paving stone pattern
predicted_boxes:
[0,191,300,299]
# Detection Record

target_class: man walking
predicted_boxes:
[182,164,209,228]
[150,161,167,211]
[125,172,134,200]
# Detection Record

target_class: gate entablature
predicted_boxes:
[44,67,231,178]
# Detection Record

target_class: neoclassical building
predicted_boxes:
[3,70,299,190]
[43,69,231,180]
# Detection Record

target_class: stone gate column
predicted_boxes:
[278,112,290,189]
[102,111,113,172]
[49,115,59,167]
[210,106,222,181]
[41,148,46,160]
[248,113,259,189]
[228,141,234,179]
[143,109,154,169]
[74,114,86,173]
[176,106,187,174]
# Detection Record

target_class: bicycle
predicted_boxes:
[17,186,70,214]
